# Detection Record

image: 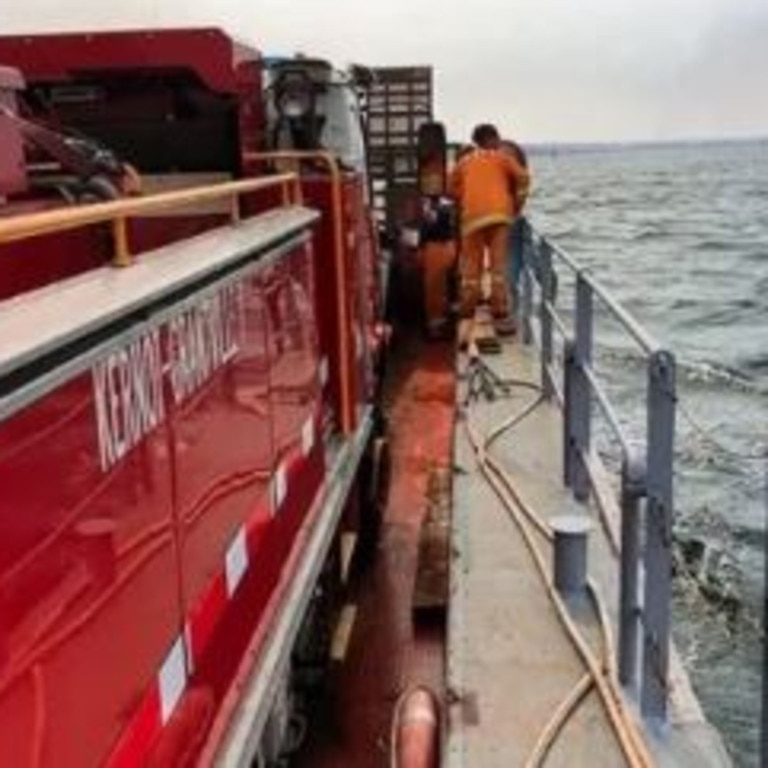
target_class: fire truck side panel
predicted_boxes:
[140,241,326,766]
[174,239,324,687]
[0,214,328,767]
[262,242,324,548]
[170,267,275,672]
[0,372,182,768]
[302,178,342,432]
[345,176,378,412]
[303,176,373,432]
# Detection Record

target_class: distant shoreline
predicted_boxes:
[525,136,768,154]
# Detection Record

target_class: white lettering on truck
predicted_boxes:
[92,329,164,472]
[167,283,243,406]
[92,279,245,472]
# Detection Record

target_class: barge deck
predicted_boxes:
[447,338,731,768]
[298,322,732,767]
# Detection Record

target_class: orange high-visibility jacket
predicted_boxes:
[448,148,530,236]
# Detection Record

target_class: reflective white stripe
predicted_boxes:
[272,463,287,513]
[225,526,249,597]
[301,417,315,456]
[319,357,329,388]
[114,412,331,759]
[158,636,187,724]
[213,407,374,766]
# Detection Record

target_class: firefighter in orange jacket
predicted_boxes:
[449,123,530,324]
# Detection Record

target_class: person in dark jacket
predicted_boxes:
[502,139,530,315]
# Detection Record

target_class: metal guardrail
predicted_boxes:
[0,173,302,267]
[518,218,677,722]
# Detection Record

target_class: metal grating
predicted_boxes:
[360,66,433,230]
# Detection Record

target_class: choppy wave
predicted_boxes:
[629,224,671,242]
[530,140,767,768]
[741,352,768,374]
[597,345,768,396]
[696,238,745,253]
[678,358,766,394]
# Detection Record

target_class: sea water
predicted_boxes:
[529,139,768,767]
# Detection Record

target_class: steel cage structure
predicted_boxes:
[518,218,677,722]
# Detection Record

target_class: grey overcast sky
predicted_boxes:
[1,0,767,143]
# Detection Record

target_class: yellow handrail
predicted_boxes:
[0,173,302,267]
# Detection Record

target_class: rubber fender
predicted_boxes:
[392,686,440,768]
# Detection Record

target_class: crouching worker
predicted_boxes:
[420,195,457,339]
[449,123,530,332]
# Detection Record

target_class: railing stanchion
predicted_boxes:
[280,181,291,207]
[566,273,593,501]
[520,218,533,346]
[563,338,575,487]
[524,222,677,724]
[112,216,131,267]
[292,176,303,205]
[641,349,676,721]
[618,449,646,689]
[539,238,554,399]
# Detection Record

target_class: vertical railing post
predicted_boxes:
[566,273,593,501]
[641,349,676,720]
[291,175,303,205]
[563,338,575,487]
[618,448,646,689]
[112,216,131,268]
[539,238,554,399]
[230,193,241,224]
[280,180,291,207]
[520,219,534,346]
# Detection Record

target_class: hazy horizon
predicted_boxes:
[487,134,768,148]
[1,1,766,145]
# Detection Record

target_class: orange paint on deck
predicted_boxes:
[296,335,455,767]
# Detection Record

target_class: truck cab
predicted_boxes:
[264,56,368,179]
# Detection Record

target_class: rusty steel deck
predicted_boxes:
[296,335,453,767]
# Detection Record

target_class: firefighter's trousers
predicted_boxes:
[459,223,510,318]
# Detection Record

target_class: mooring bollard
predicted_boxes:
[551,514,592,595]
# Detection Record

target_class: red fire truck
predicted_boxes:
[0,27,390,767]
